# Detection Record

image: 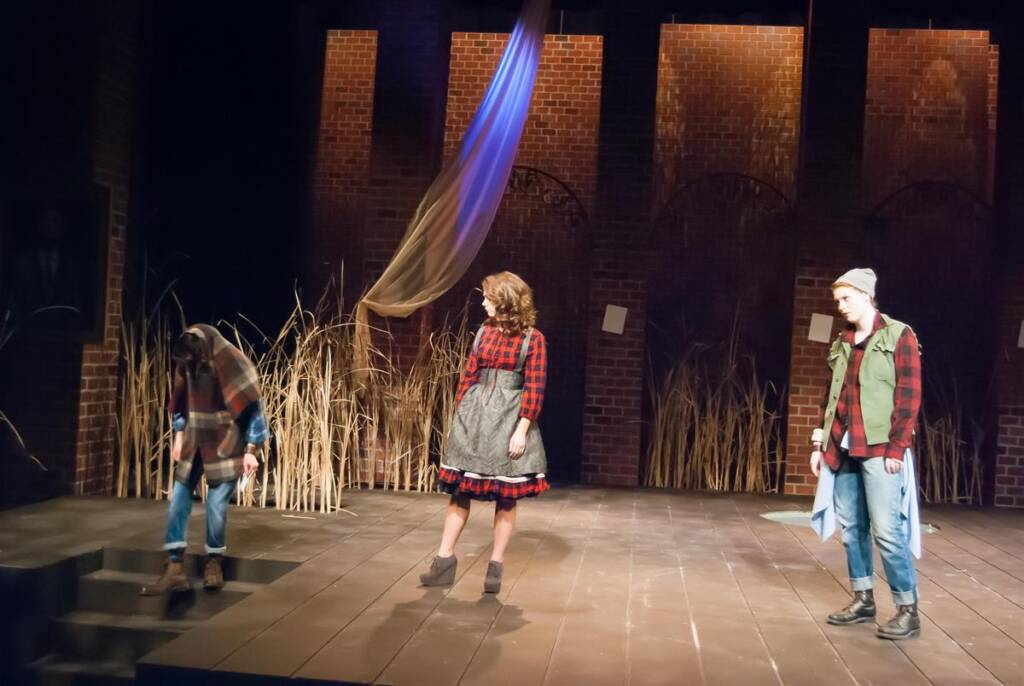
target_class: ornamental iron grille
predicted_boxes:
[863,181,993,327]
[648,173,795,382]
[653,172,793,248]
[504,165,590,236]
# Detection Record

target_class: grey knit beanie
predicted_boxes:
[832,268,877,298]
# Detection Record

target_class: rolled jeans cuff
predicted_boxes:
[164,541,187,551]
[205,545,227,555]
[850,576,874,592]
[891,588,918,606]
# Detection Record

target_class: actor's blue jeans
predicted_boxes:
[834,455,918,605]
[163,460,236,555]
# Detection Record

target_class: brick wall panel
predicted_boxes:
[308,31,377,298]
[862,29,997,206]
[441,33,602,481]
[75,0,139,495]
[650,24,803,489]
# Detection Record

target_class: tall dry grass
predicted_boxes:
[644,325,986,503]
[115,283,469,512]
[643,332,785,493]
[914,380,984,504]
[115,309,174,499]
[115,282,987,506]
[114,279,184,500]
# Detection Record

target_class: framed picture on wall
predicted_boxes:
[1,184,110,343]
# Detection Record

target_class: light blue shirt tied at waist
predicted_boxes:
[811,431,922,559]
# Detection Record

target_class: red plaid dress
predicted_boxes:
[439,325,550,500]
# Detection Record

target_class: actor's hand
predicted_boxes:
[810,450,823,477]
[508,430,527,460]
[171,433,184,463]
[884,457,902,474]
[243,452,259,476]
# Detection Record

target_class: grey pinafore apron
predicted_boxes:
[443,326,547,477]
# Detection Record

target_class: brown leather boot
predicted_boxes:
[203,556,225,589]
[140,559,190,595]
[419,555,457,587]
[483,561,503,594]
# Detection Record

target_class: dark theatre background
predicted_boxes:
[1,0,1023,507]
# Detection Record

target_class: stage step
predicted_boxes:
[52,610,198,663]
[20,548,294,686]
[25,654,135,686]
[77,568,260,619]
[100,548,296,585]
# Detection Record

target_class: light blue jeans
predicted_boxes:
[164,459,236,555]
[834,455,918,605]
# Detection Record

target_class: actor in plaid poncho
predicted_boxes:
[141,324,268,595]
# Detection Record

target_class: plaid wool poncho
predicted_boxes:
[170,324,263,485]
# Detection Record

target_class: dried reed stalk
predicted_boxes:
[115,300,173,499]
[643,331,784,493]
[115,278,468,511]
[914,380,984,504]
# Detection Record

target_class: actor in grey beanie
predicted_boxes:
[810,267,924,640]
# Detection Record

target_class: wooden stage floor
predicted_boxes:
[2,487,1022,685]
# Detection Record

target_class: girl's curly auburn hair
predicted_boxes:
[482,271,537,335]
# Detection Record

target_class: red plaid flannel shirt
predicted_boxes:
[455,326,547,421]
[824,313,921,469]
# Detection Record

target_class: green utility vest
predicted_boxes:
[818,315,913,452]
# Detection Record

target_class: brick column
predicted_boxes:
[992,19,1024,508]
[307,30,378,302]
[362,0,451,368]
[443,33,600,202]
[75,0,140,495]
[782,5,869,495]
[579,7,659,486]
[650,24,804,470]
[861,29,997,208]
[442,32,602,483]
[654,24,803,203]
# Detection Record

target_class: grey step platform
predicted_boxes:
[77,568,260,619]
[100,549,295,585]
[53,610,198,663]
[14,547,294,685]
[25,654,135,686]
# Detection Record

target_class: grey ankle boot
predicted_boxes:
[483,560,503,594]
[420,555,457,587]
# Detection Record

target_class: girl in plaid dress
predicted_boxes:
[420,272,548,593]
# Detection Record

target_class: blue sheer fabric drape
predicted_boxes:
[359,0,550,319]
